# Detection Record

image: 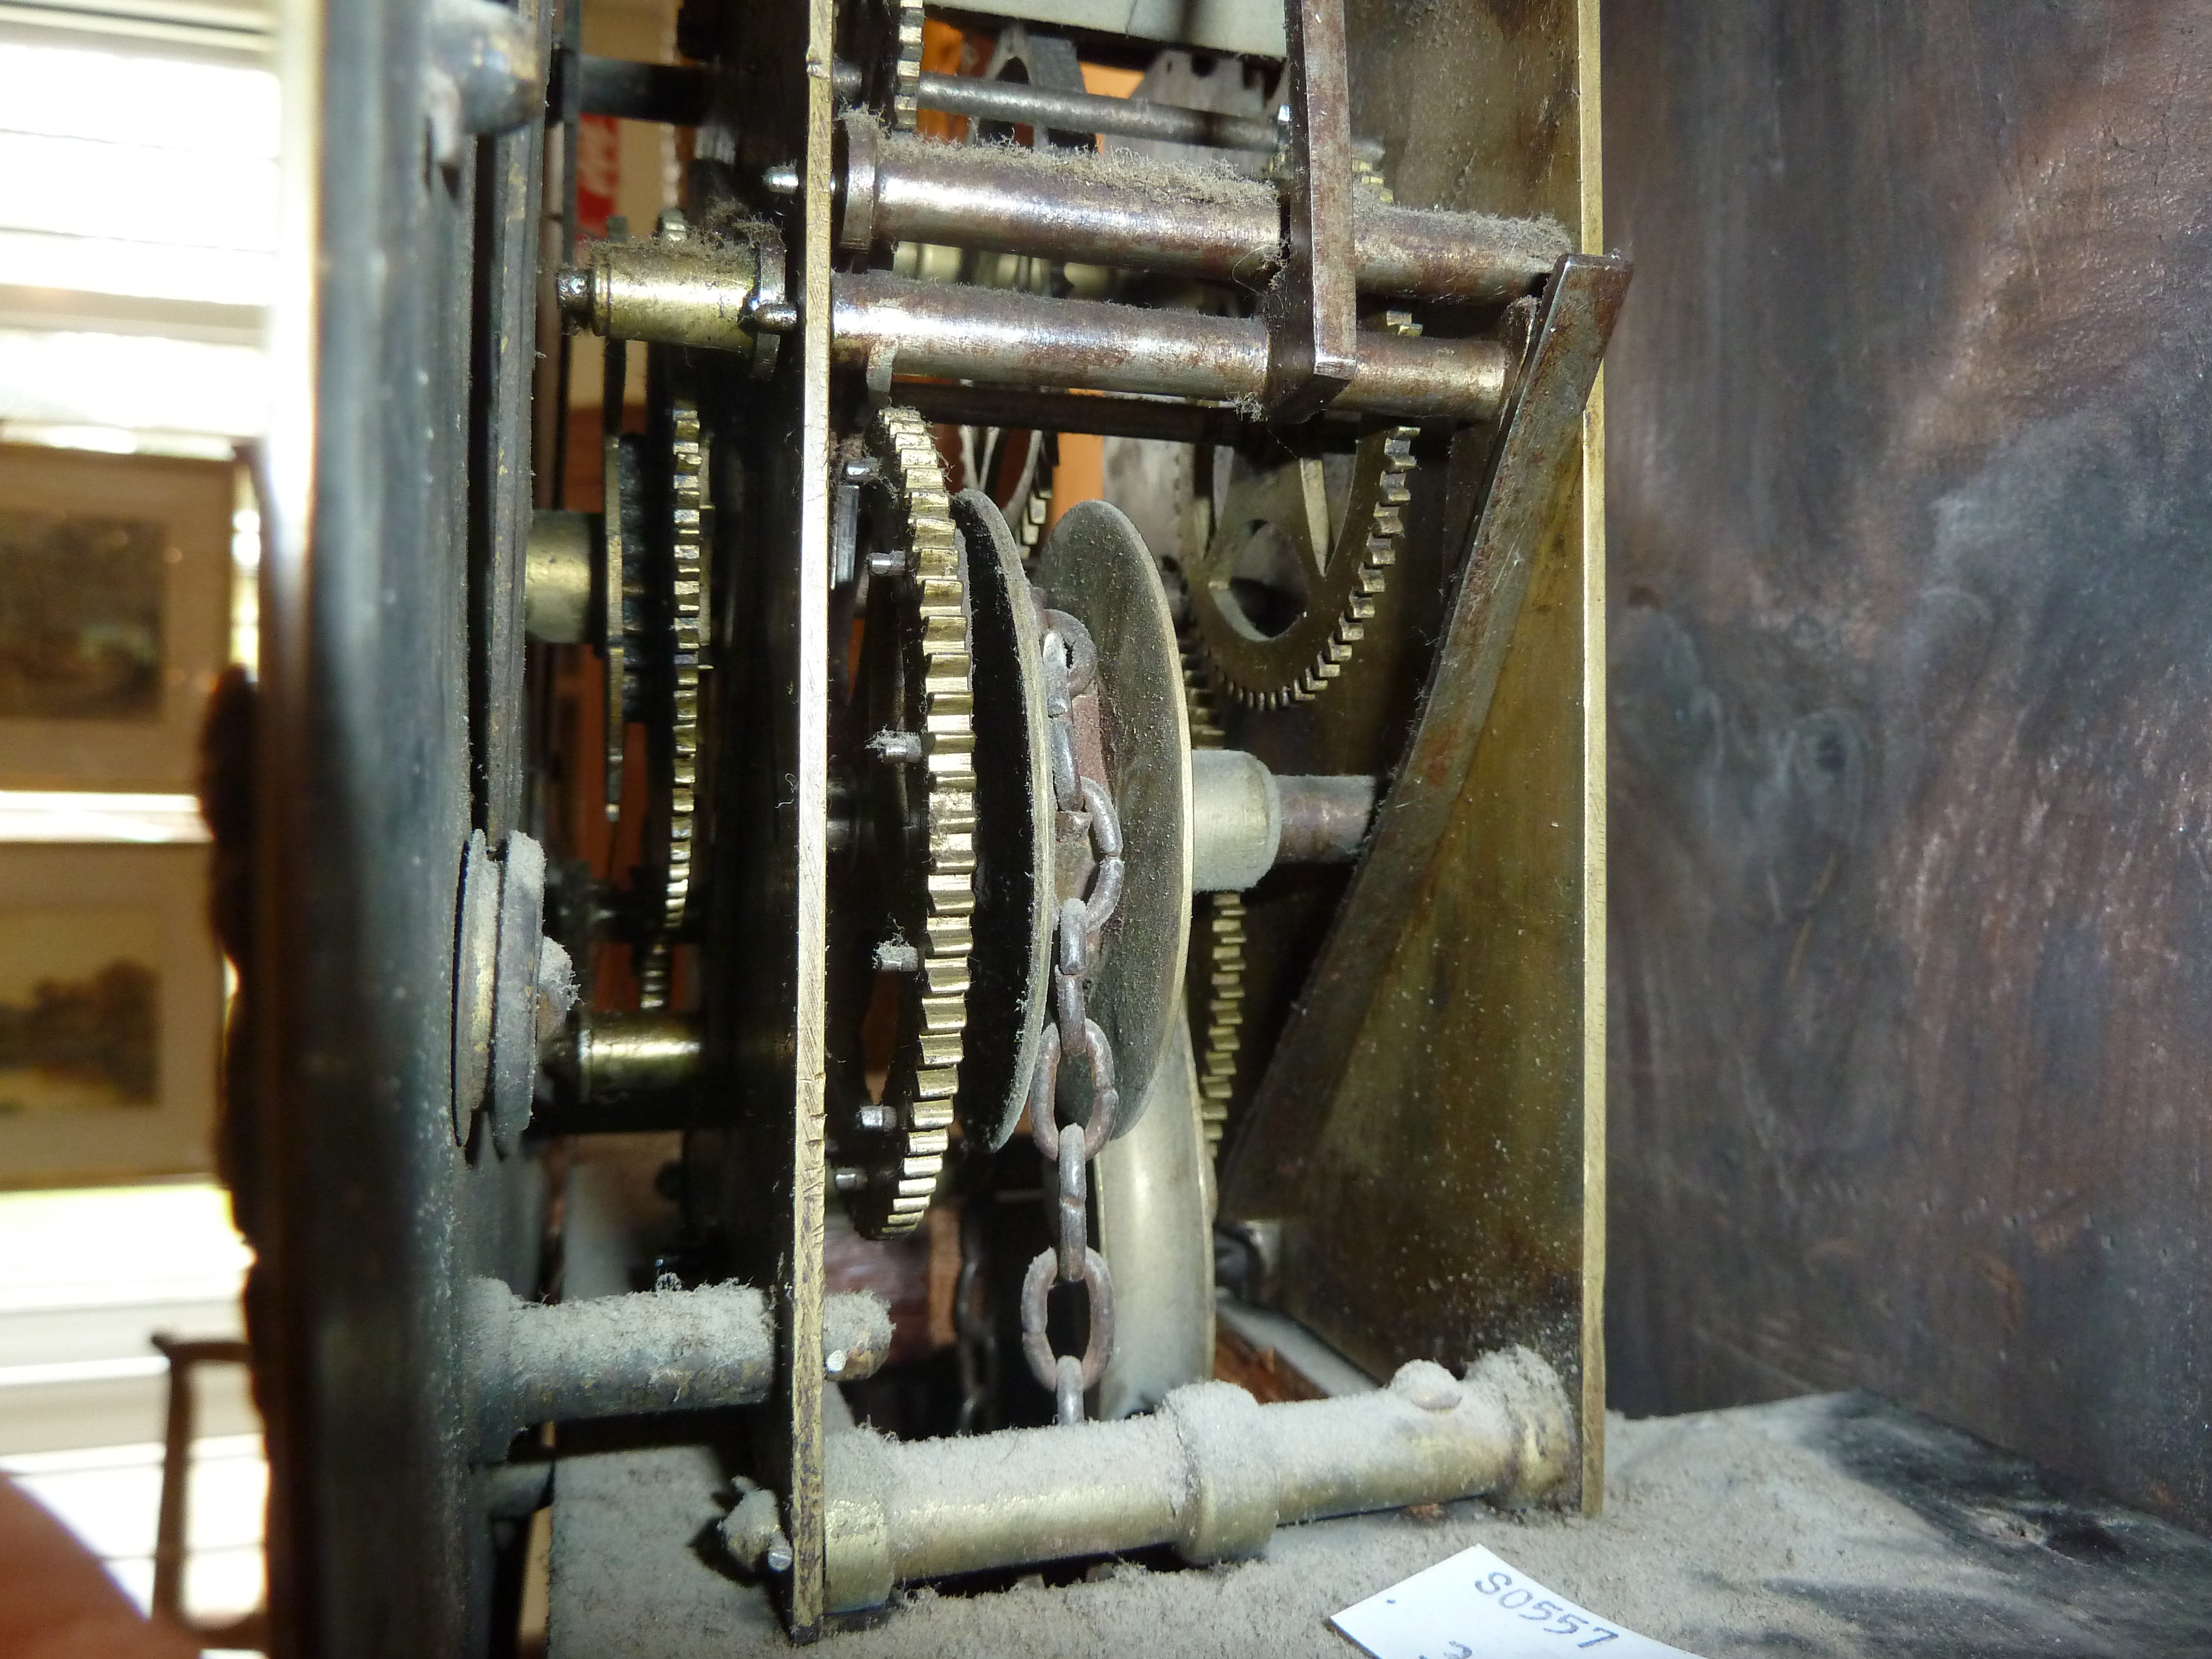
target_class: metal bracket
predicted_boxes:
[1262,0,1359,421]
[1224,251,1633,1214]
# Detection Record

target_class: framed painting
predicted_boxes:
[0,843,220,1186]
[0,444,234,792]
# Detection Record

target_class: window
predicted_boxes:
[0,22,278,448]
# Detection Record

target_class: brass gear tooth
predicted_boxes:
[929,832,978,869]
[922,960,971,997]
[891,0,924,132]
[1192,425,1420,711]
[841,404,975,1237]
[925,739,977,768]
[634,395,712,975]
[1177,658,1246,1166]
[932,850,978,879]
[925,869,977,905]
[636,938,672,1009]
[922,648,972,682]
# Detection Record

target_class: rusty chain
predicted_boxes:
[1019,605,1124,1425]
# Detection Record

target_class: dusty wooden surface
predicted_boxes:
[1603,2,2212,1531]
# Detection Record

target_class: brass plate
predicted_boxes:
[1223,0,1608,1514]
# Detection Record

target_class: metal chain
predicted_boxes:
[1019,606,1123,1425]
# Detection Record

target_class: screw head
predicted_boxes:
[855,1099,898,1133]
[867,730,924,766]
[1390,1359,1464,1412]
[745,298,800,336]
[552,267,594,328]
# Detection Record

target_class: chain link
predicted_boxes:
[1019,606,1124,1423]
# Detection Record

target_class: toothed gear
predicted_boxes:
[1013,435,1055,554]
[891,0,924,132]
[1178,649,1243,1163]
[602,432,634,827]
[662,401,703,936]
[633,400,707,1011]
[1190,426,1419,711]
[837,407,975,1237]
[1197,894,1244,1159]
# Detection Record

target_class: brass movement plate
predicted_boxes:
[1222,0,1608,1514]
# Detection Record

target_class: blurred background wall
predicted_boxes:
[1603,1,2212,1532]
[0,1,277,1629]
[0,0,686,1637]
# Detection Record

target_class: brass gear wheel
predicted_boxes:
[661,399,704,938]
[1178,648,1244,1164]
[891,0,924,131]
[832,406,976,1237]
[1188,426,1418,711]
[635,398,707,1009]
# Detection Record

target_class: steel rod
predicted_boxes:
[832,271,1509,422]
[843,123,1566,305]
[815,1348,1572,1611]
[893,380,1361,448]
[1274,773,1376,864]
[536,1010,707,1133]
[462,1279,891,1461]
[575,54,711,125]
[914,70,1379,159]
[565,58,1379,159]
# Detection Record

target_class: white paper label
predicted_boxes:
[1331,1543,1705,1659]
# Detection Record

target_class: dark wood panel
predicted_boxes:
[1604,0,2212,1531]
